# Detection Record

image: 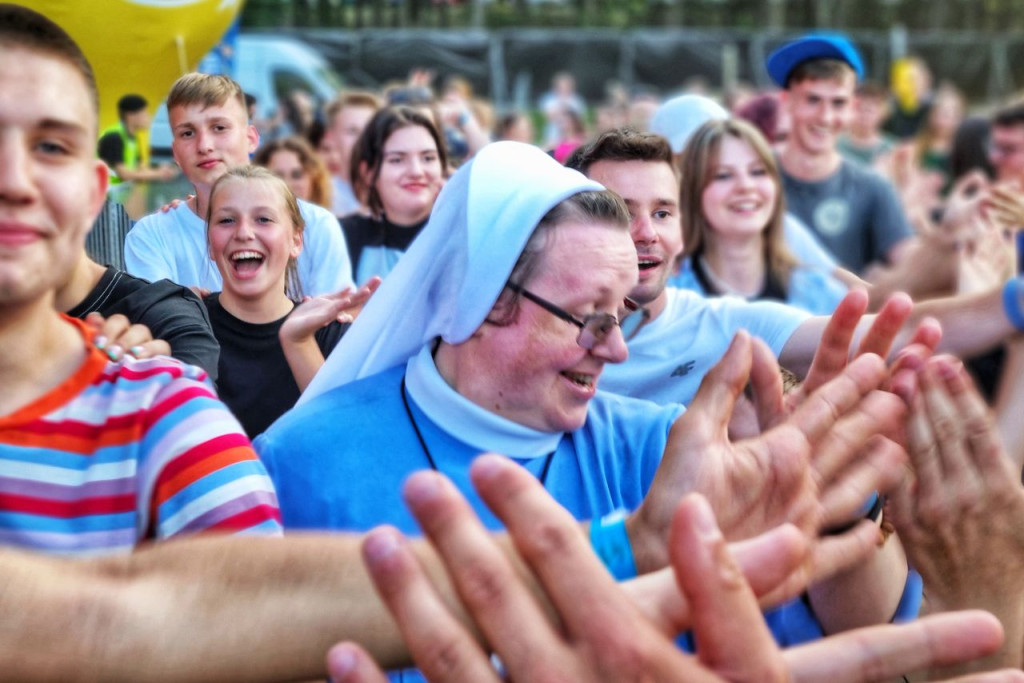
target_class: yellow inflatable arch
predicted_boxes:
[17,0,242,141]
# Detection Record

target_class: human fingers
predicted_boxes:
[685,331,755,436]
[917,358,985,500]
[812,389,906,483]
[784,610,1005,683]
[818,434,906,530]
[326,642,390,683]
[404,465,561,673]
[932,355,1016,488]
[902,364,950,513]
[124,339,172,360]
[903,316,943,354]
[943,672,1024,683]
[854,292,913,360]
[789,353,888,446]
[748,337,787,431]
[671,494,788,680]
[804,519,886,585]
[625,523,807,635]
[801,289,869,395]
[360,525,502,683]
[468,455,639,644]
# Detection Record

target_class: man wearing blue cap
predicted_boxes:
[769,35,916,275]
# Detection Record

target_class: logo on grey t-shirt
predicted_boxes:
[813,198,850,237]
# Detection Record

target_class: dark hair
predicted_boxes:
[0,4,99,119]
[950,116,995,181]
[117,94,148,116]
[490,191,631,326]
[349,105,449,219]
[787,58,856,88]
[992,97,1024,129]
[565,127,674,176]
[253,136,333,210]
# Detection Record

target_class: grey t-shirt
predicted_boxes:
[780,159,912,273]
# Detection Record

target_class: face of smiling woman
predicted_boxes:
[207,176,301,312]
[373,125,443,226]
[438,218,638,434]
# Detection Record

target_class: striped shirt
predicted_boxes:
[0,317,282,556]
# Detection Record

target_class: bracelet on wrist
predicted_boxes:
[589,510,637,581]
[1002,278,1024,331]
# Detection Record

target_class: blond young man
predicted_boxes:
[124,74,354,295]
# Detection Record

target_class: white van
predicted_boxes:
[150,34,341,159]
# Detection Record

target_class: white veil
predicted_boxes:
[299,141,604,404]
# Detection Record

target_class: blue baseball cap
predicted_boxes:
[766,33,864,88]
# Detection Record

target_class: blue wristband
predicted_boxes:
[1002,278,1024,331]
[890,569,923,623]
[589,510,637,581]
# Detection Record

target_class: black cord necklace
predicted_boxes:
[399,374,556,488]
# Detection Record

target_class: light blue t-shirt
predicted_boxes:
[257,348,680,536]
[669,258,847,315]
[601,287,810,408]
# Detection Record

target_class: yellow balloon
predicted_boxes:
[16,0,243,137]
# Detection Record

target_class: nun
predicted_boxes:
[255,142,910,679]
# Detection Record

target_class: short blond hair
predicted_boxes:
[168,73,247,114]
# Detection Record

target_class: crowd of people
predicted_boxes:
[4,3,1024,680]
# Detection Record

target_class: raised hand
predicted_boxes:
[280,277,382,346]
[890,354,1024,673]
[326,454,1016,683]
[628,331,907,575]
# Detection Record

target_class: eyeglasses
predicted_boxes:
[506,282,649,350]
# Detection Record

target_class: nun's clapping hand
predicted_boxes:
[629,330,905,577]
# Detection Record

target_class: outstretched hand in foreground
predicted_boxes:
[327,454,1018,683]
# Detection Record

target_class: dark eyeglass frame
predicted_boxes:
[506,282,649,349]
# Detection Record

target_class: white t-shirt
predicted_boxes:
[600,288,810,408]
[124,200,353,296]
[784,213,838,274]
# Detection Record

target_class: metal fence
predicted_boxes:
[282,27,1024,109]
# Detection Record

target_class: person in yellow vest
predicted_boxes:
[98,93,177,184]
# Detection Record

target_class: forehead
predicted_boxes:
[715,134,762,162]
[992,124,1024,141]
[533,220,636,290]
[0,45,96,135]
[384,125,436,151]
[212,177,285,210]
[269,148,303,165]
[587,160,678,204]
[170,97,247,126]
[335,105,375,128]
[790,75,855,98]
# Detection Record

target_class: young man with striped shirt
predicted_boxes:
[0,4,281,555]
